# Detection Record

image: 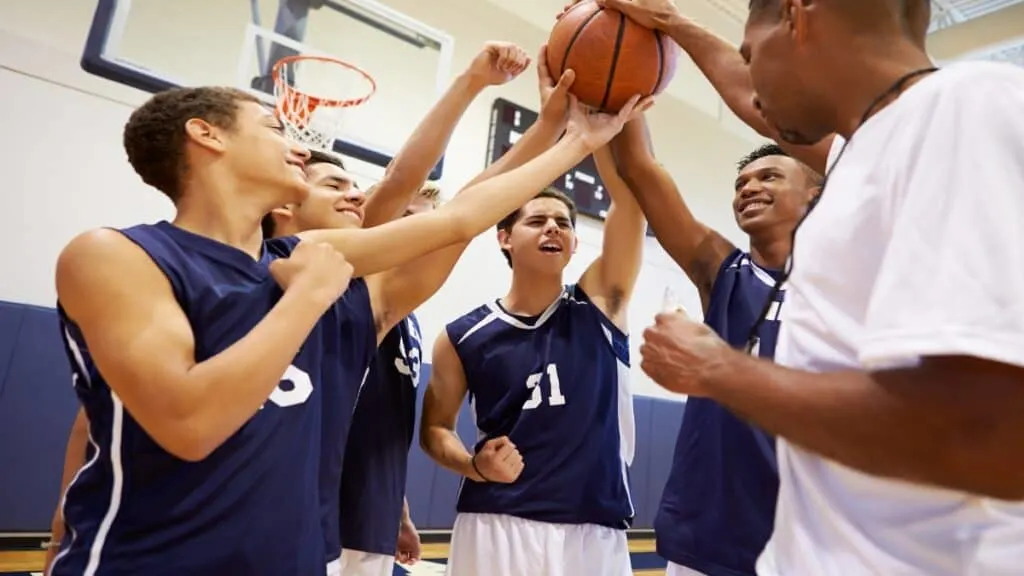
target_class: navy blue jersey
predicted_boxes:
[448,285,635,529]
[51,221,343,576]
[319,279,378,561]
[654,250,783,576]
[338,314,423,555]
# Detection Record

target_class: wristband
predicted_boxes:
[470,452,493,483]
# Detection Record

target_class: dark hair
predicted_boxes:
[496,188,577,267]
[306,149,346,171]
[261,212,277,239]
[737,144,823,186]
[123,86,260,201]
[748,0,926,39]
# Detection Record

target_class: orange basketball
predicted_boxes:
[547,0,678,112]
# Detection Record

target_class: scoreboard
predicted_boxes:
[486,97,655,236]
[486,97,610,219]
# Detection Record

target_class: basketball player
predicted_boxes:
[264,43,632,576]
[420,136,646,576]
[336,185,439,574]
[638,1,1024,574]
[611,122,819,574]
[49,69,647,575]
[44,40,533,575]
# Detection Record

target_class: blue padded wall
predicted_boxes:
[0,301,80,531]
[0,300,685,533]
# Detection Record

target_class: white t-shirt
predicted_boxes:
[756,61,1024,576]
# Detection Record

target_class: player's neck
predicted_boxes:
[173,180,268,260]
[503,272,564,316]
[826,39,935,139]
[748,234,789,271]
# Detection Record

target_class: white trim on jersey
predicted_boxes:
[84,393,126,576]
[50,429,102,573]
[456,312,499,345]
[64,327,92,388]
[600,323,636,518]
[731,254,777,289]
[482,288,568,333]
[350,366,372,413]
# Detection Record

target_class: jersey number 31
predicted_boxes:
[523,363,566,410]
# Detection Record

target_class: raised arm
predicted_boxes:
[598,0,832,173]
[610,115,734,311]
[365,48,575,337]
[300,92,652,279]
[56,230,349,461]
[361,42,531,227]
[577,143,647,330]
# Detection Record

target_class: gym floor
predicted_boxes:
[0,538,667,575]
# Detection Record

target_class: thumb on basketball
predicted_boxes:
[554,69,576,93]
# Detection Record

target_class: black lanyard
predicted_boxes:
[744,66,939,355]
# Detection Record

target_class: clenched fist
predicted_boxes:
[471,436,524,483]
[269,241,353,307]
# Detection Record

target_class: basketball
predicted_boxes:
[546,0,678,112]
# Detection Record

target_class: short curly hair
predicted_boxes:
[123,86,261,201]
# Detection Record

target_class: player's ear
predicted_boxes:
[184,118,227,153]
[497,228,512,251]
[570,234,579,255]
[271,205,295,228]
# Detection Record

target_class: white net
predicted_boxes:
[272,56,375,151]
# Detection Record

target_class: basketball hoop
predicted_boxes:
[272,54,377,151]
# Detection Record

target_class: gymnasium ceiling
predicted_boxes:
[484,0,1024,66]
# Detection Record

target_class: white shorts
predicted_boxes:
[325,549,394,576]
[446,512,631,576]
[667,562,708,576]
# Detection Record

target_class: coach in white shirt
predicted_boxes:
[636,0,1024,575]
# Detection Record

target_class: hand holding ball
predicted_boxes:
[547,0,678,112]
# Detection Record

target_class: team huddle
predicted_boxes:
[43,0,1024,575]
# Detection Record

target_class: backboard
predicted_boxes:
[82,0,455,181]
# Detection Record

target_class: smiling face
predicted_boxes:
[498,192,578,275]
[732,146,818,237]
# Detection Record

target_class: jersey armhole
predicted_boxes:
[715,248,745,282]
[571,284,630,364]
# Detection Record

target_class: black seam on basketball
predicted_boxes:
[561,8,603,77]
[600,13,627,111]
[652,30,666,96]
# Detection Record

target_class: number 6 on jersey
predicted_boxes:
[523,363,566,410]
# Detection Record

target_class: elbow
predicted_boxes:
[448,211,480,245]
[149,414,225,463]
[162,428,220,463]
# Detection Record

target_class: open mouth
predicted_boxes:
[539,241,563,254]
[739,199,772,216]
[336,207,363,221]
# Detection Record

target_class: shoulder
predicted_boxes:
[265,235,300,258]
[57,228,156,283]
[56,227,174,321]
[444,304,494,347]
[901,63,1024,131]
